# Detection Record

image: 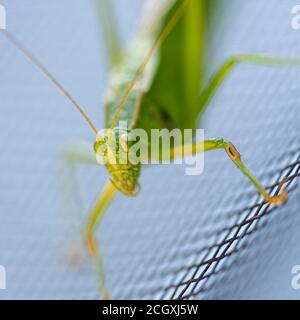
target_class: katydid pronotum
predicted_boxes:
[1,0,299,299]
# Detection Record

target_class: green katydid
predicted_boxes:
[1,0,299,299]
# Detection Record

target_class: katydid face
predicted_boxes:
[94,128,141,196]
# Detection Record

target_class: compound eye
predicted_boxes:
[94,141,100,153]
[94,140,105,154]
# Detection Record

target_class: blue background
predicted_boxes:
[0,0,299,299]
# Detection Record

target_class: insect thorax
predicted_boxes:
[94,127,141,196]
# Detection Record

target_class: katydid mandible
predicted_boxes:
[1,0,298,298]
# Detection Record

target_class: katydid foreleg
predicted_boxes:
[59,144,116,298]
[85,180,117,299]
[169,139,287,206]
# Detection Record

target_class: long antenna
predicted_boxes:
[109,0,192,132]
[0,29,99,135]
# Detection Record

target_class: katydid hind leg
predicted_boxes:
[170,138,287,206]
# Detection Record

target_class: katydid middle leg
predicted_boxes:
[197,54,300,118]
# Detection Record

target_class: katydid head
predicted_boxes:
[94,128,141,196]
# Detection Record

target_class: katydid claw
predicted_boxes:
[264,189,288,206]
[264,178,288,206]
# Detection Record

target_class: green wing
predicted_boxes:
[141,0,208,131]
[103,0,214,131]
